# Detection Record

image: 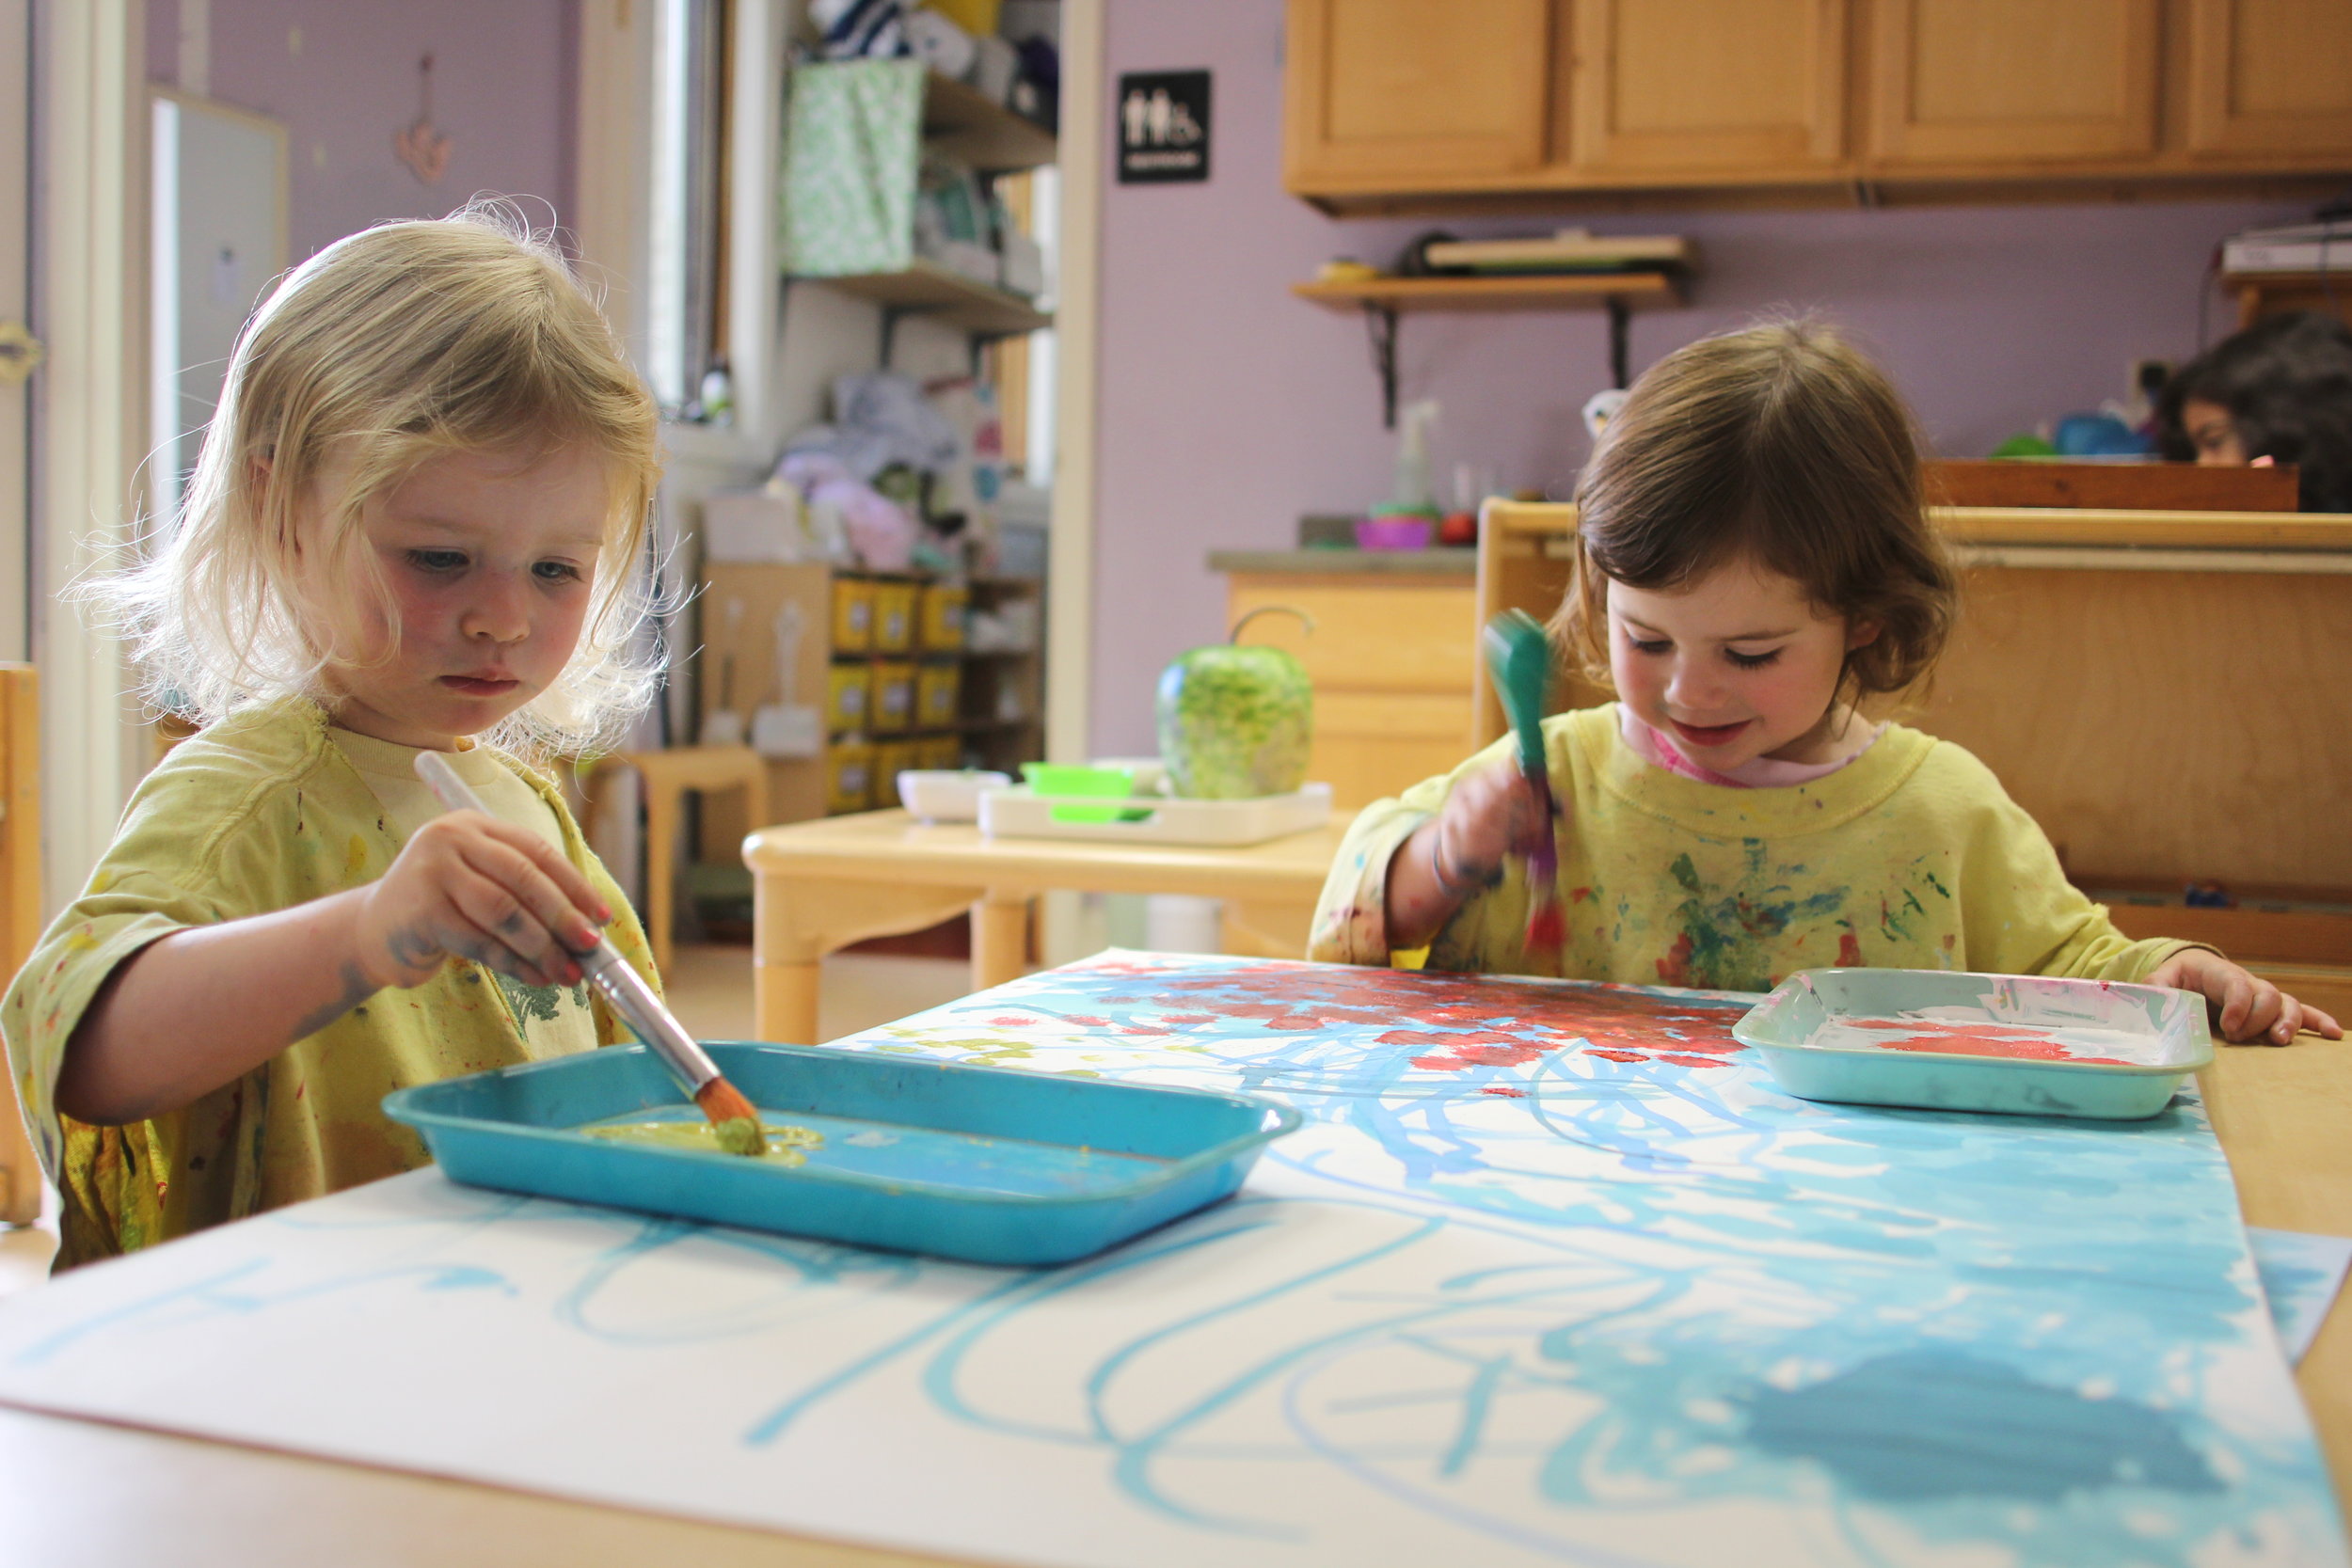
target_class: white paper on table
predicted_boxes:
[2249,1227,2352,1365]
[0,955,2340,1568]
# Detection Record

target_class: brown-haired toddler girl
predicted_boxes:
[1310,319,2337,1047]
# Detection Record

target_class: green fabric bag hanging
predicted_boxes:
[779,58,925,277]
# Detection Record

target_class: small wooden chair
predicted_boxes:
[586,745,769,977]
[0,666,44,1225]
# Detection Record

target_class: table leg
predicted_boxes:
[751,870,985,1043]
[972,893,1032,990]
[755,959,822,1047]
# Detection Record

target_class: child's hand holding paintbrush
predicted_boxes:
[1383,612,1566,954]
[413,752,768,1155]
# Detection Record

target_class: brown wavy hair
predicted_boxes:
[1553,318,1957,702]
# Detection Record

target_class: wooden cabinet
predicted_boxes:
[1565,0,1847,175]
[1283,0,2352,210]
[2183,0,2352,158]
[1866,0,2159,166]
[1216,564,1481,812]
[1283,0,1553,186]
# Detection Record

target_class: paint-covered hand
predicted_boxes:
[1431,758,1558,889]
[2145,948,2343,1046]
[353,812,611,992]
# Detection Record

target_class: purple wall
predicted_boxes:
[148,0,575,261]
[1089,0,2311,754]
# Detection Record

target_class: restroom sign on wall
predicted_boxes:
[1117,71,1211,183]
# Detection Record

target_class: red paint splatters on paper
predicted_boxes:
[1481,1085,1528,1098]
[990,1017,1039,1028]
[1836,932,1863,967]
[1585,1049,1649,1064]
[1656,1053,1733,1069]
[1569,886,1593,904]
[1060,956,1746,1072]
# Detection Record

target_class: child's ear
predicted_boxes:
[1846,617,1883,651]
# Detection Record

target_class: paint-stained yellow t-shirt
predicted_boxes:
[1,698,658,1270]
[1310,704,2196,990]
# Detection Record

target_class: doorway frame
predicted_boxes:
[33,0,147,916]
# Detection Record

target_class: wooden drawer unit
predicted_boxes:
[1220,569,1478,811]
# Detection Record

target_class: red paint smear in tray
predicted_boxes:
[1841,1018,2131,1066]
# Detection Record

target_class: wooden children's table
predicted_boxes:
[739,810,1348,1043]
[0,1018,2344,1564]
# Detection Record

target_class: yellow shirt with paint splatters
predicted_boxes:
[1310,704,2196,990]
[1,698,659,1270]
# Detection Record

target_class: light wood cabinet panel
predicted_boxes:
[1284,0,1552,186]
[1222,573,1479,810]
[1565,0,1846,173]
[2184,0,2352,157]
[1867,0,2161,165]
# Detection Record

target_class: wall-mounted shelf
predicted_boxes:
[1291,272,1682,313]
[2223,270,2350,332]
[922,71,1057,173]
[1291,272,1686,426]
[812,260,1053,338]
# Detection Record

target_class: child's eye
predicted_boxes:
[1725,647,1783,670]
[1629,637,1672,656]
[533,561,586,585]
[406,548,468,573]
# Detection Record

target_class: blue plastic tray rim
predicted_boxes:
[384,1043,1306,1206]
[1730,968,2215,1077]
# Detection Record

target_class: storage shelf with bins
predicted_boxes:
[693,562,1044,864]
[819,571,1044,817]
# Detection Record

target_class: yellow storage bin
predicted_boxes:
[872,581,917,653]
[918,583,969,651]
[916,661,961,729]
[832,578,875,652]
[873,738,923,798]
[826,739,875,815]
[871,659,917,732]
[918,736,962,771]
[826,663,872,731]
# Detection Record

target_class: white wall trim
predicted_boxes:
[571,0,656,360]
[36,0,144,914]
[1044,0,1103,767]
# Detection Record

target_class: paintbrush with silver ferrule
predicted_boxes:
[412,751,766,1155]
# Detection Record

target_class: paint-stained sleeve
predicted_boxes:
[1947,753,2200,984]
[0,752,300,1212]
[1309,735,1538,970]
[1308,795,1429,966]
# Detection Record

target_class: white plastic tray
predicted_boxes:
[978,784,1331,846]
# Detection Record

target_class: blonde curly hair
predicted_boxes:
[90,200,663,756]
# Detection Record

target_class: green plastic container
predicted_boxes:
[1733,969,2213,1121]
[1019,762,1151,823]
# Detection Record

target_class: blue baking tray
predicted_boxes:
[1734,969,2214,1120]
[382,1042,1301,1266]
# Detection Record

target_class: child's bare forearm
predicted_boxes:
[1386,822,1474,950]
[56,889,385,1125]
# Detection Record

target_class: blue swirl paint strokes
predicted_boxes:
[0,952,2337,1568]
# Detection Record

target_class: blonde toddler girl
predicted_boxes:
[4,208,666,1266]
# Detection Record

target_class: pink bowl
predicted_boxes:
[1355,514,1435,551]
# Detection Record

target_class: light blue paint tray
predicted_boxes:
[1734,969,2213,1120]
[383,1042,1301,1265]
